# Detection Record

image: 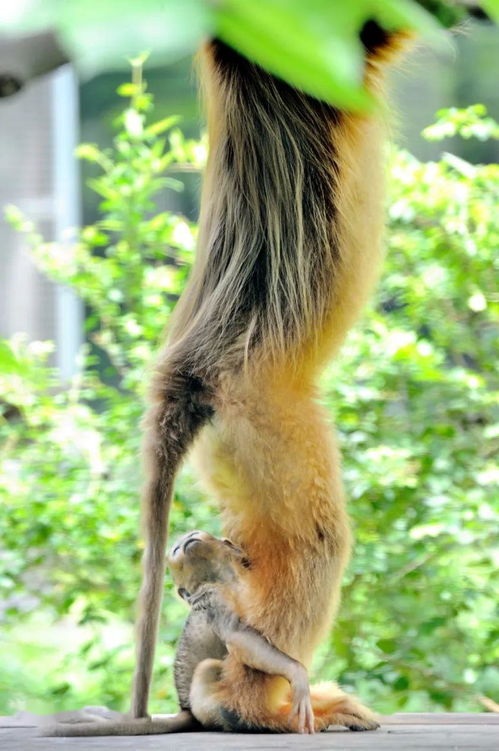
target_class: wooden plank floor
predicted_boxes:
[1,715,498,750]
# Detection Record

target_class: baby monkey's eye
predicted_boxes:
[177,588,190,600]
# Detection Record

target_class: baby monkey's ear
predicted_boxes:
[177,587,190,601]
[222,538,252,569]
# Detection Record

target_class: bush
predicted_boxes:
[0,67,497,716]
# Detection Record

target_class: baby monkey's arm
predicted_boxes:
[229,627,314,734]
[198,592,314,734]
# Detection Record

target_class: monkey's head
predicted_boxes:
[167,531,250,602]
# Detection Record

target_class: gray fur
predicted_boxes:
[174,608,228,710]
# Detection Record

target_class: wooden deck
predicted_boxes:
[1,715,498,750]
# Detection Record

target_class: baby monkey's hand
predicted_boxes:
[290,664,314,734]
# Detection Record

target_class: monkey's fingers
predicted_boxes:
[304,698,315,734]
[298,701,306,734]
[290,696,315,734]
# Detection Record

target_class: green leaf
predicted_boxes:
[215,0,372,110]
[393,675,410,690]
[86,178,118,200]
[75,143,103,162]
[214,0,444,110]
[0,340,27,375]
[377,639,398,654]
[116,83,141,98]
[146,115,181,137]
[482,0,499,23]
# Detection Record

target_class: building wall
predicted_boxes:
[0,67,82,377]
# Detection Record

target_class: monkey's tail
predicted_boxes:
[39,710,198,737]
[130,365,214,719]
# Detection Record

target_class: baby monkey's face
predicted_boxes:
[167,531,249,601]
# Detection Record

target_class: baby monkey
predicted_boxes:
[41,531,313,736]
[170,530,314,734]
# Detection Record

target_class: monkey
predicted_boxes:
[42,23,408,736]
[41,531,315,736]
[170,531,315,733]
[125,25,407,733]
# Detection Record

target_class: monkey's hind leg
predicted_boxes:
[254,682,379,734]
[308,683,380,732]
[189,663,379,735]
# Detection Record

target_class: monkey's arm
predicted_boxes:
[206,597,313,734]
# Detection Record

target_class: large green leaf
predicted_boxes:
[482,0,499,22]
[214,0,442,110]
[0,0,495,107]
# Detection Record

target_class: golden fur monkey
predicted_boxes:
[127,24,406,733]
[43,22,406,736]
[42,531,315,736]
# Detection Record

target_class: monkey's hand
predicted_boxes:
[289,665,314,734]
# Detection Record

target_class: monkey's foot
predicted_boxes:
[311,685,380,732]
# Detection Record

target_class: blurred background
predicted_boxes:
[0,2,498,719]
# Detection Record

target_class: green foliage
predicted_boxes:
[2,1,496,109]
[1,73,498,719]
[423,103,499,141]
